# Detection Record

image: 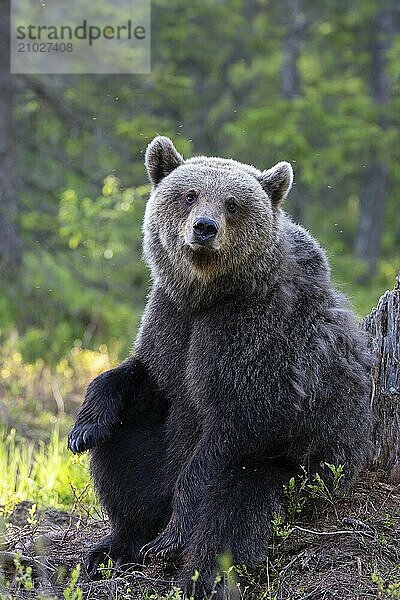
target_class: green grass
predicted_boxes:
[0,427,95,515]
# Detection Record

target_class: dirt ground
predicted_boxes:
[1,471,400,599]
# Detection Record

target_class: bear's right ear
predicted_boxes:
[145,136,184,186]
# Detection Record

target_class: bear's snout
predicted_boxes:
[192,217,218,245]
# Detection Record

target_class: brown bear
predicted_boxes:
[68,136,372,598]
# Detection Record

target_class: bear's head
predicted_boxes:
[143,136,293,302]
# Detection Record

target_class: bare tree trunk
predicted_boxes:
[281,0,305,224]
[361,273,400,482]
[0,0,22,279]
[354,2,393,280]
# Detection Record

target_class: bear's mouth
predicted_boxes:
[187,240,220,251]
[183,242,220,270]
[184,232,221,252]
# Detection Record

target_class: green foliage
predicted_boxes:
[372,569,400,598]
[12,177,149,362]
[0,560,83,600]
[63,565,83,600]
[14,555,34,593]
[383,514,397,531]
[1,0,397,364]
[0,8,398,600]
[98,558,114,581]
[0,427,95,514]
[306,463,345,507]
[272,512,293,540]
[273,463,346,539]
[1,336,114,421]
[143,588,184,600]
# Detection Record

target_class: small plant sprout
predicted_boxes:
[272,512,292,540]
[27,503,38,526]
[99,557,114,580]
[384,513,396,530]
[325,463,345,491]
[63,564,83,600]
[14,554,34,592]
[190,569,200,600]
[372,569,400,598]
[283,476,307,523]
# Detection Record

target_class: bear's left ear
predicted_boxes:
[258,161,293,207]
[145,136,184,186]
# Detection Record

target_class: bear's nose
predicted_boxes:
[193,217,218,243]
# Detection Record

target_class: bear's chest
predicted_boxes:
[135,291,192,399]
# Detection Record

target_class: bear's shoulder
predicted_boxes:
[280,215,333,296]
[283,217,328,268]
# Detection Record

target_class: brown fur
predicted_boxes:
[68,137,372,599]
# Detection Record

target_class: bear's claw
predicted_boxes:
[84,534,133,579]
[140,526,182,562]
[68,422,111,454]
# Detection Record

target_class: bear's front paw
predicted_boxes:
[140,523,183,563]
[68,422,111,454]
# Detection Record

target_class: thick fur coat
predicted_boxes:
[69,136,372,598]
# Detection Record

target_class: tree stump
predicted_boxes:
[361,273,400,482]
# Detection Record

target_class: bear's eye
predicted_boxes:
[226,198,237,213]
[185,191,197,205]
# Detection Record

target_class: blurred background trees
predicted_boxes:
[1,0,399,364]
